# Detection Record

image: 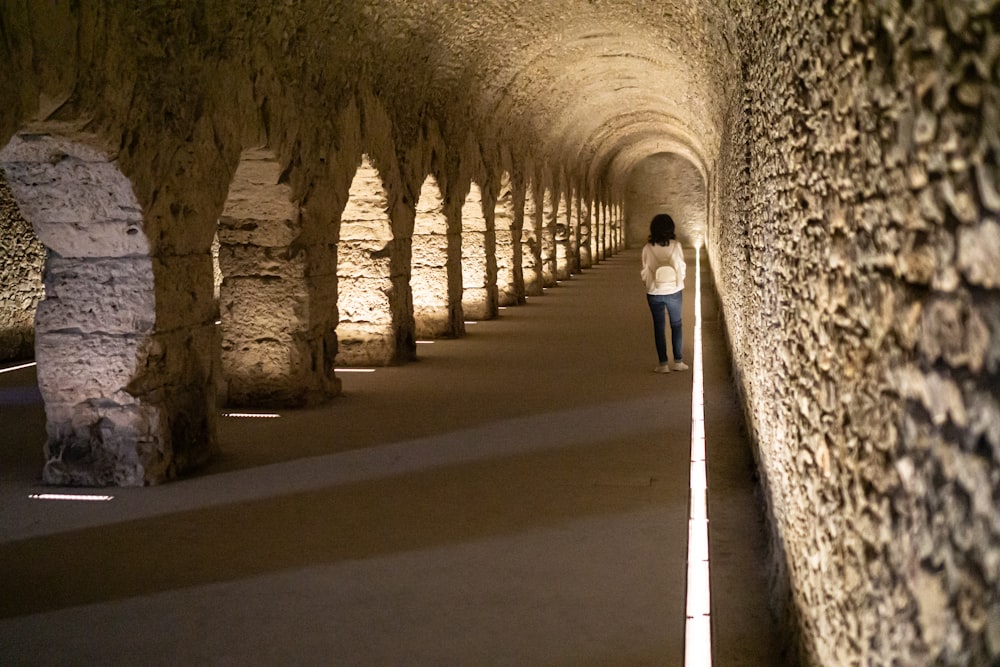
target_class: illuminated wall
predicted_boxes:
[412,176,456,338]
[337,156,399,365]
[218,149,340,406]
[521,181,543,296]
[494,173,522,306]
[540,186,557,287]
[0,171,43,361]
[560,186,578,278]
[712,3,1000,664]
[625,154,706,249]
[461,182,498,320]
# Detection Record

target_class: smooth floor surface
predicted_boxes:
[0,249,783,666]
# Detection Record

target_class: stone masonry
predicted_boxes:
[0,2,997,663]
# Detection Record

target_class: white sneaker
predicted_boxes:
[671,361,689,371]
[653,363,671,373]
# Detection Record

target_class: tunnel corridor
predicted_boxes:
[1,2,998,664]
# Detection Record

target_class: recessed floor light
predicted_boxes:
[221,412,281,419]
[0,362,36,374]
[685,246,712,667]
[29,493,113,502]
[335,368,376,373]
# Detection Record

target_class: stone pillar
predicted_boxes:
[337,156,398,365]
[565,189,580,276]
[541,187,558,287]
[609,205,618,254]
[614,204,625,253]
[555,187,572,281]
[217,149,339,406]
[412,175,455,338]
[0,127,218,486]
[521,182,543,296]
[580,198,593,269]
[599,202,609,260]
[461,182,497,320]
[494,173,521,306]
[591,202,602,262]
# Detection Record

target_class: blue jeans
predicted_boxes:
[647,292,683,364]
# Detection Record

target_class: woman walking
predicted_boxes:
[640,213,688,373]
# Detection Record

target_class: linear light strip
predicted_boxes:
[334,368,376,373]
[0,361,37,374]
[685,246,712,666]
[29,493,113,502]
[221,412,281,419]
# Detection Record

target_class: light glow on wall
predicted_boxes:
[335,368,376,373]
[685,246,712,666]
[29,493,113,501]
[0,361,36,374]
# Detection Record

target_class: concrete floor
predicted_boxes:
[0,249,784,665]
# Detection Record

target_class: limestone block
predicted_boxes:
[221,275,308,339]
[414,213,449,236]
[34,330,143,405]
[338,241,392,276]
[414,306,452,339]
[1,158,147,258]
[335,323,397,366]
[221,151,292,210]
[462,288,492,319]
[340,218,392,241]
[217,243,306,279]
[338,277,393,323]
[223,337,299,379]
[217,216,300,247]
[36,255,155,335]
[412,235,449,265]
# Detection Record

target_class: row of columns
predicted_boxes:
[0,129,625,486]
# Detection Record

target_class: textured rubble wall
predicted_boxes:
[713,1,1000,664]
[0,170,44,361]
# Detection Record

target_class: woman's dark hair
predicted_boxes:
[648,213,676,246]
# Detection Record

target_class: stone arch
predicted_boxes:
[540,182,558,288]
[216,148,340,406]
[352,88,433,363]
[0,125,218,485]
[521,177,543,296]
[579,197,593,270]
[553,174,573,281]
[561,178,579,278]
[460,180,498,320]
[337,155,398,366]
[493,170,522,306]
[412,174,454,338]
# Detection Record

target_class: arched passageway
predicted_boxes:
[0,2,998,664]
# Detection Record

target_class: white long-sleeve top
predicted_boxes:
[640,241,686,295]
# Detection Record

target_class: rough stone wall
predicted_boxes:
[0,170,44,361]
[713,1,1000,664]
